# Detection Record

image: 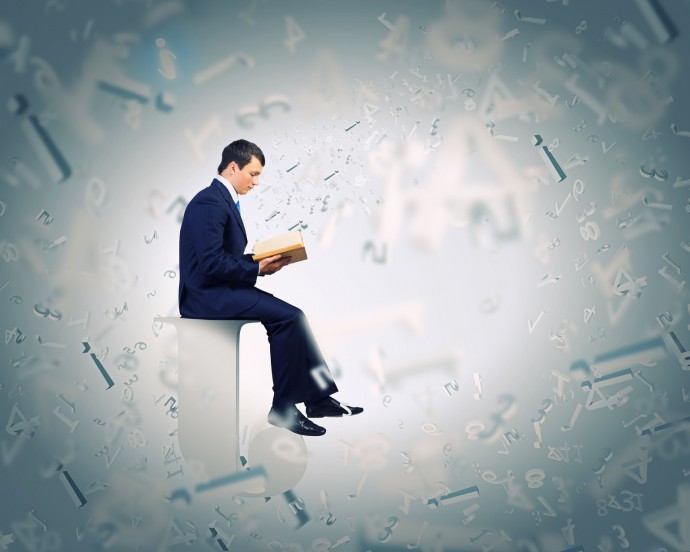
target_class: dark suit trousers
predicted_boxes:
[237,289,338,407]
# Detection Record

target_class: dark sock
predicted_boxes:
[272,403,295,414]
[305,395,331,407]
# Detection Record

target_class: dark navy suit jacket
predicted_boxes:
[179,179,262,318]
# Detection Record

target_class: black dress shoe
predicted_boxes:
[268,405,326,436]
[305,396,364,418]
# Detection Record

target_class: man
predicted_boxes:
[178,139,362,436]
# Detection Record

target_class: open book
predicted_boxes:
[251,230,307,264]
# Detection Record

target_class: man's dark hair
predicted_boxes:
[217,139,265,173]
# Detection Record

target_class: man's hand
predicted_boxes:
[258,254,291,276]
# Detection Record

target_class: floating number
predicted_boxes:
[580,221,601,241]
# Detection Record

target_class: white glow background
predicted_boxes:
[2,0,690,550]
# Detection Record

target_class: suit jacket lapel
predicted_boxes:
[212,179,247,242]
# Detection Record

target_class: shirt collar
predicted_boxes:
[216,174,239,203]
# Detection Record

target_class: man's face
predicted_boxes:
[228,155,263,195]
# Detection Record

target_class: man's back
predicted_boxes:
[178,179,260,319]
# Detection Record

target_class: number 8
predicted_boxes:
[580,221,600,241]
[525,468,545,488]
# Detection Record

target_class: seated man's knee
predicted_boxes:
[271,304,304,326]
[289,306,305,322]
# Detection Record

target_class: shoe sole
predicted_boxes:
[267,418,326,436]
[306,410,363,418]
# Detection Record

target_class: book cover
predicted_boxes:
[251,230,308,263]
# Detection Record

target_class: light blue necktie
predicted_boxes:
[235,200,240,214]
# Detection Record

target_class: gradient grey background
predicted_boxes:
[1,0,690,550]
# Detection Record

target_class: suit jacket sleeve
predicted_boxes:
[186,192,259,286]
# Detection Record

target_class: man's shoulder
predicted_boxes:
[189,180,224,203]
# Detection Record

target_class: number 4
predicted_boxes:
[612,268,647,298]
[10,518,42,551]
[284,16,306,53]
[620,447,652,484]
[377,15,409,61]
[6,403,40,437]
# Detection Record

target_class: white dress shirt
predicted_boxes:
[215,174,239,205]
[216,173,259,271]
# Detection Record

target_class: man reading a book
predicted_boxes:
[178,139,362,436]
